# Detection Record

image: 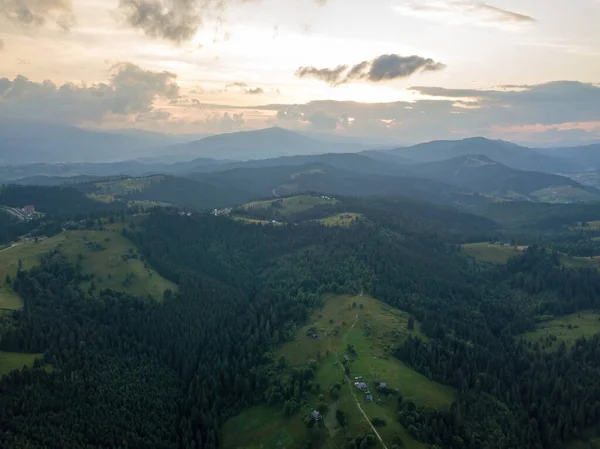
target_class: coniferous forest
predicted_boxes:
[2,196,600,449]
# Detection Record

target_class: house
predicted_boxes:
[343,355,350,362]
[354,382,368,391]
[311,410,322,421]
[378,382,388,389]
[22,205,35,214]
[365,393,373,402]
[354,376,363,380]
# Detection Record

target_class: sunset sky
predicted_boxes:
[1,0,599,144]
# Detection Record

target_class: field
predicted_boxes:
[0,224,175,311]
[463,242,600,270]
[0,233,71,310]
[521,311,600,349]
[531,186,600,204]
[462,242,526,264]
[0,351,43,376]
[93,176,165,197]
[232,216,286,226]
[242,195,338,217]
[316,213,362,227]
[222,406,310,449]
[223,294,456,449]
[571,220,600,231]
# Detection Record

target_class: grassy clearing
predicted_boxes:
[521,311,600,349]
[0,225,175,310]
[222,406,310,449]
[273,294,455,448]
[0,233,71,310]
[463,242,600,270]
[462,242,526,264]
[531,186,600,204]
[242,195,338,217]
[570,220,600,231]
[94,176,165,197]
[57,228,176,299]
[231,216,286,226]
[0,351,43,376]
[316,213,362,227]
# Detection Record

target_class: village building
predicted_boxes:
[354,382,368,391]
[311,410,322,421]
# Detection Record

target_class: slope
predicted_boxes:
[537,144,600,170]
[386,137,581,173]
[404,154,597,202]
[167,127,364,161]
[0,121,163,164]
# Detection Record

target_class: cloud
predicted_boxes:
[119,0,327,43]
[0,63,180,124]
[225,81,265,95]
[194,111,245,132]
[226,81,248,88]
[0,0,75,30]
[394,1,535,28]
[245,80,600,142]
[296,54,445,86]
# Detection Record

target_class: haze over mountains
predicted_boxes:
[1,122,600,208]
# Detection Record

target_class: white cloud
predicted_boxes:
[393,1,535,29]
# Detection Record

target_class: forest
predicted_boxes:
[1,194,600,448]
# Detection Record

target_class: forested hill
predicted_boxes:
[0,184,126,217]
[2,197,600,448]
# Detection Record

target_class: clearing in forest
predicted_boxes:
[463,242,600,270]
[521,311,600,349]
[0,223,175,312]
[462,242,526,264]
[242,195,338,217]
[0,351,43,376]
[316,213,363,227]
[223,294,456,449]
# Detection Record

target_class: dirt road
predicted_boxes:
[335,311,388,449]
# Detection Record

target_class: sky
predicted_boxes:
[1,0,599,144]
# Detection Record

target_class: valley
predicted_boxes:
[2,131,600,449]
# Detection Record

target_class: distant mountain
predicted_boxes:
[167,127,365,160]
[404,154,597,202]
[385,137,582,173]
[191,163,487,207]
[122,176,248,210]
[536,144,600,170]
[12,174,105,186]
[191,152,405,175]
[0,121,169,164]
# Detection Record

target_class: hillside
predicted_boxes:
[386,137,581,173]
[537,144,600,170]
[167,127,364,161]
[0,121,164,164]
[404,154,598,202]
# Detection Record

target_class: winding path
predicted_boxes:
[334,311,388,449]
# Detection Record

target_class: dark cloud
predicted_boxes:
[119,0,201,43]
[0,0,75,30]
[295,65,348,85]
[226,82,265,95]
[0,63,180,123]
[296,54,445,86]
[246,87,264,95]
[242,81,600,142]
[119,0,327,43]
